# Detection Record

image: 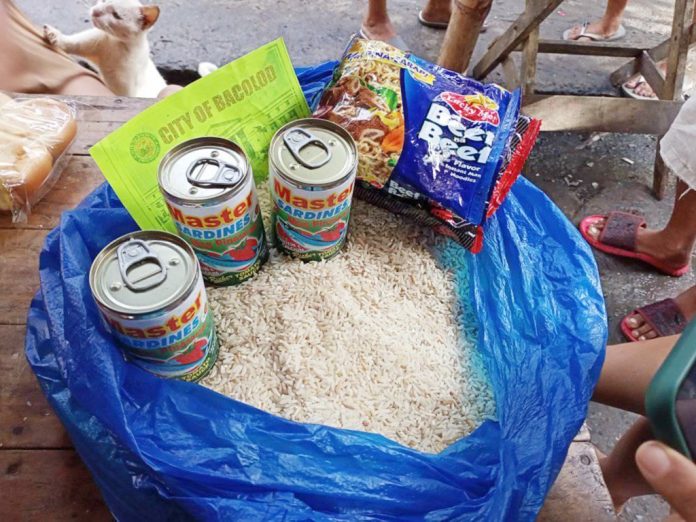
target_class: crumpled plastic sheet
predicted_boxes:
[25,63,606,521]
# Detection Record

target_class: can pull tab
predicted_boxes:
[186,157,242,188]
[283,128,332,169]
[117,239,167,292]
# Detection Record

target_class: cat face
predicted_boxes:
[91,0,159,39]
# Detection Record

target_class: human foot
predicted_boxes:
[420,0,451,26]
[584,213,692,274]
[564,19,624,41]
[623,62,667,99]
[361,17,397,42]
[623,286,696,341]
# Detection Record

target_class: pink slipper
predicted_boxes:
[620,298,688,342]
[578,211,691,277]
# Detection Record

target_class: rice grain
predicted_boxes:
[202,192,494,453]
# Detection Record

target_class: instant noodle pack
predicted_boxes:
[316,36,541,252]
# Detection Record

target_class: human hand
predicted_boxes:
[636,440,696,521]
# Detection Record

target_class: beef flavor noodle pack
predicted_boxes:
[315,36,540,252]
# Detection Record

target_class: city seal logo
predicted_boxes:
[130,132,161,163]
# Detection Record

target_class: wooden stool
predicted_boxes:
[444,0,695,199]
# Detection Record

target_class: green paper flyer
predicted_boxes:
[90,38,310,233]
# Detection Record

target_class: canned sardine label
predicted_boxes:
[100,276,218,381]
[166,189,268,286]
[90,232,219,382]
[270,175,354,260]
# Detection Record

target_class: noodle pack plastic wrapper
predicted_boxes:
[0,92,78,222]
[315,37,541,252]
[25,62,607,521]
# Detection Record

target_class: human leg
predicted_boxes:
[437,0,492,72]
[420,0,453,26]
[585,180,696,340]
[361,0,397,41]
[599,417,655,511]
[593,335,680,415]
[594,336,680,509]
[585,181,696,274]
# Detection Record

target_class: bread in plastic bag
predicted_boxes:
[0,93,78,221]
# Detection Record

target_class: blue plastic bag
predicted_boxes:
[25,64,606,521]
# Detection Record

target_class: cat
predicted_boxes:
[43,0,166,98]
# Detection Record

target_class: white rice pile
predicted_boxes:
[202,191,494,453]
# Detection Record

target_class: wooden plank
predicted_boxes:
[538,442,615,521]
[523,95,683,134]
[663,0,694,100]
[0,229,48,324]
[646,0,692,199]
[520,41,538,95]
[0,325,71,449]
[532,39,646,57]
[0,449,110,521]
[639,51,666,98]
[501,56,521,90]
[610,22,695,87]
[472,0,565,79]
[70,118,132,155]
[438,0,494,72]
[653,143,669,200]
[0,157,105,231]
[520,0,541,95]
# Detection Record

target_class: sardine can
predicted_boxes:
[89,231,218,382]
[158,137,268,286]
[268,118,357,261]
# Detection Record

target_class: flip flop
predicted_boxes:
[358,28,409,51]
[621,78,657,100]
[562,22,626,42]
[620,298,688,342]
[417,10,489,31]
[578,212,691,277]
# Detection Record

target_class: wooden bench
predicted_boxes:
[439,0,694,199]
[0,95,614,521]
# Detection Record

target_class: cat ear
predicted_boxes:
[140,5,160,30]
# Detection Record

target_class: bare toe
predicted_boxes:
[625,74,642,89]
[587,218,606,240]
[635,82,656,98]
[635,323,653,336]
[626,312,645,330]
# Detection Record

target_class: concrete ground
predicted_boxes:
[18,0,696,519]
